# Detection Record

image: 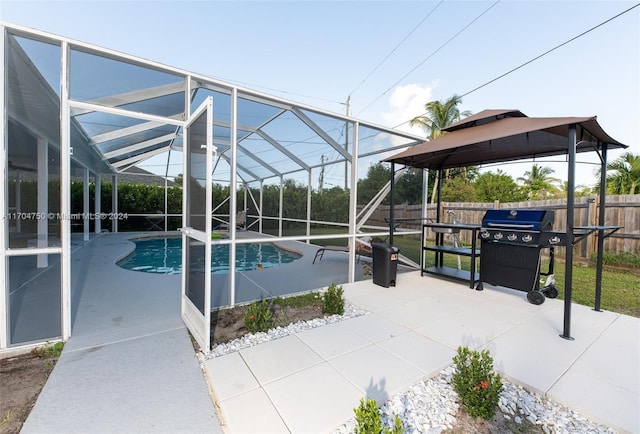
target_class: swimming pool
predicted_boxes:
[117,237,302,274]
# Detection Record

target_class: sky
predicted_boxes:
[1,0,639,188]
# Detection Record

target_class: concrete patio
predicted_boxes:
[20,232,640,433]
[205,272,639,433]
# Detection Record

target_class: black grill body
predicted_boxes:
[478,209,563,304]
[480,242,542,292]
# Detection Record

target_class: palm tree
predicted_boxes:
[517,164,561,200]
[410,94,472,139]
[600,152,640,195]
[559,181,593,198]
[410,95,472,202]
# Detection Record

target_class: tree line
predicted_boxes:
[9,95,637,232]
[9,151,636,234]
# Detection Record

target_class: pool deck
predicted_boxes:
[20,232,221,433]
[20,232,640,433]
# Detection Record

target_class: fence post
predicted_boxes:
[493,200,500,209]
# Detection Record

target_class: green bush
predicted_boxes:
[387,415,403,434]
[590,251,640,268]
[32,341,64,358]
[451,346,503,419]
[322,283,344,315]
[354,398,403,434]
[243,299,273,333]
[354,398,383,434]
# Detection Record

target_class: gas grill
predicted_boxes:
[477,209,566,304]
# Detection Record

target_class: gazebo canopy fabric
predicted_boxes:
[385,109,627,169]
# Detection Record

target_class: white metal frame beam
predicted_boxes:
[347,122,359,282]
[111,174,118,232]
[229,88,238,306]
[213,117,311,174]
[102,133,176,159]
[94,173,101,233]
[0,25,7,348]
[69,100,183,127]
[235,142,281,177]
[110,145,171,169]
[71,82,185,116]
[83,168,90,241]
[60,40,71,341]
[356,168,407,231]
[256,130,310,171]
[216,152,262,183]
[90,119,172,145]
[291,107,351,162]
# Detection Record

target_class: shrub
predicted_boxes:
[354,398,403,434]
[451,346,503,419]
[590,251,640,268]
[243,299,273,333]
[322,283,344,315]
[32,341,64,358]
[354,398,383,434]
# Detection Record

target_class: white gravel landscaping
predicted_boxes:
[334,366,616,434]
[205,303,368,359]
[202,304,616,434]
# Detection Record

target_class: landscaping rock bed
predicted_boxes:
[206,303,367,358]
[333,366,616,434]
[203,299,616,434]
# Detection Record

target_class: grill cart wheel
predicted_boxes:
[543,285,558,299]
[527,290,546,305]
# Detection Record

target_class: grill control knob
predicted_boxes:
[480,231,490,239]
[507,233,517,241]
[549,236,561,245]
[522,234,533,243]
[493,232,503,240]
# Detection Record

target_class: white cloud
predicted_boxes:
[382,83,435,136]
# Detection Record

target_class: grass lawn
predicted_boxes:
[422,244,640,318]
[551,260,639,317]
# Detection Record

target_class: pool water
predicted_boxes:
[117,237,301,275]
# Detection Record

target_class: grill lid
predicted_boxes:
[482,209,554,231]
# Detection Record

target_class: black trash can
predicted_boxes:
[372,243,399,287]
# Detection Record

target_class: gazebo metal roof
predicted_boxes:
[385,109,626,170]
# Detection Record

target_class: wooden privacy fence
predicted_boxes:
[363,194,639,258]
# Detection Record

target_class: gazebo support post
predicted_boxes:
[436,169,443,222]
[594,143,608,312]
[436,169,444,265]
[561,124,577,340]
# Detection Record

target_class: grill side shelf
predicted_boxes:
[574,226,623,245]
[421,223,481,288]
[422,245,479,255]
[423,266,480,284]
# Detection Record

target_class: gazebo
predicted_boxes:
[385,109,627,339]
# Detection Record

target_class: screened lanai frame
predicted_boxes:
[0,22,426,352]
